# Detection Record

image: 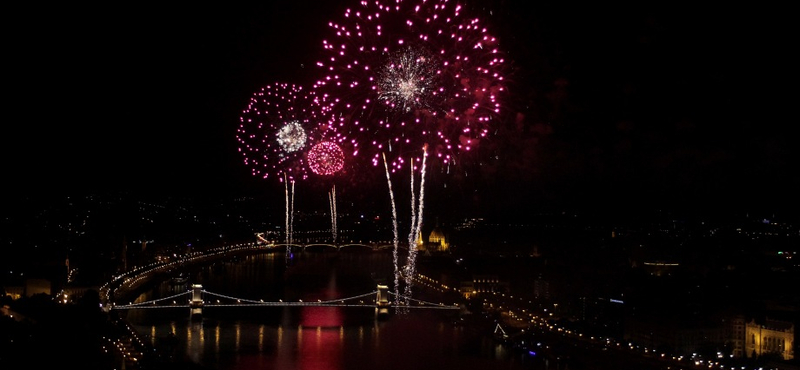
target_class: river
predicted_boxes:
[122,250,541,370]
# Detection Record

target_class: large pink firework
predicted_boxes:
[313,0,507,172]
[237,82,341,182]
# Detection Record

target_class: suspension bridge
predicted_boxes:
[108,284,460,317]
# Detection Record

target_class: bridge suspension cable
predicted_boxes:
[387,291,459,310]
[110,288,459,310]
[201,290,379,306]
[112,290,193,309]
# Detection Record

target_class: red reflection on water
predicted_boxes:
[296,273,345,370]
[301,306,344,328]
[294,307,344,370]
[296,323,343,370]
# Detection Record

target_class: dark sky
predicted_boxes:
[3,2,795,218]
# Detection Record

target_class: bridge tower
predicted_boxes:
[376,284,390,317]
[190,284,204,318]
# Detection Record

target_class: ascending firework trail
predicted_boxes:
[404,144,428,306]
[382,153,402,308]
[328,185,337,243]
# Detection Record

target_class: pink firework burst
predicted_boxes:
[307,141,345,176]
[313,0,507,172]
[237,82,331,182]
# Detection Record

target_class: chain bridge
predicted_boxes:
[109,283,459,317]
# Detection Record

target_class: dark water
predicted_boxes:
[124,251,538,370]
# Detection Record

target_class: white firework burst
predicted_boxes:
[378,47,441,113]
[276,121,307,153]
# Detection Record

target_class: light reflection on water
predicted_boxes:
[124,251,537,370]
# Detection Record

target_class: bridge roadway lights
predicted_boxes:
[185,283,390,319]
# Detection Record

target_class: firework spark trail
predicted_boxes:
[283,175,291,264]
[404,156,417,306]
[383,152,401,311]
[284,174,290,245]
[408,156,416,242]
[409,156,417,243]
[333,186,337,242]
[403,145,428,303]
[328,185,338,242]
[410,145,428,288]
[290,179,295,245]
[415,145,429,243]
[283,173,296,257]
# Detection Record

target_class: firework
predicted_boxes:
[237,82,329,182]
[308,140,345,176]
[238,82,340,255]
[277,121,307,153]
[314,0,506,309]
[313,0,507,172]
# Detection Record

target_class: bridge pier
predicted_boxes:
[376,284,390,318]
[190,284,204,319]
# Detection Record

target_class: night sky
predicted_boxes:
[3,2,795,219]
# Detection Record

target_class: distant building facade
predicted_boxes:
[533,275,550,300]
[625,311,795,361]
[745,318,794,360]
[460,275,510,299]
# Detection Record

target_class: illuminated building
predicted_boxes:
[745,318,794,360]
[417,224,450,253]
[625,311,796,360]
[460,275,510,299]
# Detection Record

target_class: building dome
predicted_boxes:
[426,226,449,252]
